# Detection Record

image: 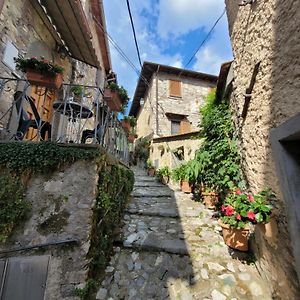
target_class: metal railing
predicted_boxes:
[0,77,129,164]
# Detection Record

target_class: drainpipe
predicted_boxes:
[156,65,160,135]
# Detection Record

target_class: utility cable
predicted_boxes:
[126,0,143,68]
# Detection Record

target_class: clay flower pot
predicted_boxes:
[121,120,131,132]
[257,213,278,241]
[218,219,250,252]
[181,180,192,193]
[147,167,155,177]
[161,176,169,185]
[26,69,63,89]
[202,192,219,209]
[104,89,123,112]
[128,134,136,143]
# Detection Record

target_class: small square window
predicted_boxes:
[171,120,180,135]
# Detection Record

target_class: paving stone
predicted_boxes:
[96,288,107,300]
[201,268,209,279]
[161,239,189,255]
[238,272,251,281]
[249,281,264,296]
[211,289,227,300]
[207,262,226,272]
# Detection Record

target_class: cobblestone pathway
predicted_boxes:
[97,168,272,300]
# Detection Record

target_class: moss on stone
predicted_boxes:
[37,209,70,234]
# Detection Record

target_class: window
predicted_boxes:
[2,41,19,71]
[169,80,182,97]
[171,120,181,135]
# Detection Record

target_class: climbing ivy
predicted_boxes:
[0,141,100,242]
[187,90,241,193]
[76,163,134,299]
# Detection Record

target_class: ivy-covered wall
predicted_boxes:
[0,142,134,299]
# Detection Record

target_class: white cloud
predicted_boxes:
[157,0,224,38]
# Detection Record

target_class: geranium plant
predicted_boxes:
[220,188,273,229]
[14,56,64,75]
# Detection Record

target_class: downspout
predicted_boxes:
[156,65,160,135]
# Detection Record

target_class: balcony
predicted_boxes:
[0,77,129,164]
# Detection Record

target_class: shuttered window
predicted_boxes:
[180,119,191,134]
[169,80,182,97]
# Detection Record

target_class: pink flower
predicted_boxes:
[221,205,226,212]
[225,205,234,216]
[235,188,241,195]
[236,214,241,221]
[247,194,254,202]
[247,211,255,221]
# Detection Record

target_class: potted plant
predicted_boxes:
[14,56,64,89]
[172,163,193,193]
[104,82,129,112]
[202,187,219,209]
[147,159,155,176]
[156,166,171,184]
[121,116,136,133]
[128,131,137,143]
[218,188,252,251]
[70,85,91,103]
[251,189,277,240]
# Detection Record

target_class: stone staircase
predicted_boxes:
[96,168,273,300]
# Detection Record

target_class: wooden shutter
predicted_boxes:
[180,118,191,134]
[169,80,182,97]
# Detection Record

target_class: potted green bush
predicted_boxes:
[156,166,171,184]
[219,188,272,251]
[172,163,193,193]
[147,159,155,176]
[14,56,64,89]
[121,116,136,132]
[104,82,129,112]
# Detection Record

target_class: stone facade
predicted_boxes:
[225,0,300,298]
[133,63,216,169]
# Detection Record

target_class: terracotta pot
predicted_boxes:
[257,214,278,241]
[161,176,169,185]
[104,89,122,111]
[26,69,63,89]
[202,192,218,209]
[218,219,250,252]
[121,120,131,132]
[147,167,155,177]
[128,134,136,143]
[181,180,192,193]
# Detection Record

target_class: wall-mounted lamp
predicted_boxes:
[239,0,255,6]
[140,98,145,106]
[56,44,68,59]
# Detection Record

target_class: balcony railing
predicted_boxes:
[0,77,129,164]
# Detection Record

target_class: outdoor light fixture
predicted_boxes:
[239,0,255,6]
[140,98,145,106]
[56,44,68,59]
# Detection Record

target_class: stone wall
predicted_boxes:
[225,0,300,298]
[0,151,133,299]
[136,72,215,139]
[150,136,202,170]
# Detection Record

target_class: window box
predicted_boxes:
[26,69,63,90]
[104,89,123,112]
[121,119,131,132]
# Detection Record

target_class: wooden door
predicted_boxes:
[25,86,56,141]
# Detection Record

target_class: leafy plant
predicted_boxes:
[123,116,137,128]
[107,82,129,106]
[146,159,153,168]
[171,163,187,182]
[220,188,273,229]
[185,90,240,193]
[14,56,64,75]
[156,166,171,181]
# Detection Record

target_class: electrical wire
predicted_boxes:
[183,8,226,69]
[126,0,143,68]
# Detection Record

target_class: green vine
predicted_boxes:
[76,163,134,299]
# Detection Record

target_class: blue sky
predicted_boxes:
[103,0,233,115]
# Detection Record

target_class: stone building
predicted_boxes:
[0,0,112,142]
[223,0,300,298]
[129,61,217,169]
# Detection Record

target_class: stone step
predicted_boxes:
[132,187,173,198]
[134,182,164,188]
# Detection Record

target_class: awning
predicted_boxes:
[31,0,100,68]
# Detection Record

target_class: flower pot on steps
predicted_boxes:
[147,167,155,177]
[218,219,250,252]
[202,192,218,209]
[181,180,192,193]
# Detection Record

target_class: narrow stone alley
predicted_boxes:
[97,168,272,300]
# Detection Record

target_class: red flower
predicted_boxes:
[236,214,241,221]
[247,211,255,221]
[235,188,241,195]
[225,205,234,216]
[247,194,254,202]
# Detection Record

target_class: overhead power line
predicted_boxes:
[126,0,143,68]
[183,8,226,69]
